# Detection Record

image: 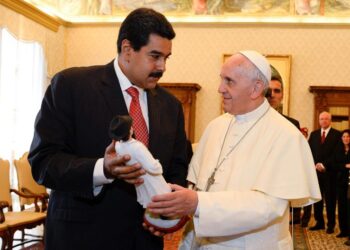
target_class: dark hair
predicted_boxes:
[109,115,133,142]
[341,129,350,147]
[117,8,175,53]
[342,129,350,137]
[270,65,283,89]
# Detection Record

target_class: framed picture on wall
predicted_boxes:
[223,54,292,115]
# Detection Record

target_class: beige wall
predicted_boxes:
[64,23,350,141]
[0,4,65,78]
[2,2,350,142]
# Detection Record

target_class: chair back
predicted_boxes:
[14,152,47,206]
[0,158,12,207]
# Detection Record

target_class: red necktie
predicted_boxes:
[321,131,326,144]
[126,87,149,147]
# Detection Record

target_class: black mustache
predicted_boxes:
[149,71,163,78]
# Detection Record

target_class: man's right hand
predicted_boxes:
[103,141,145,185]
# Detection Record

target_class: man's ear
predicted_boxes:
[121,39,132,59]
[251,80,265,99]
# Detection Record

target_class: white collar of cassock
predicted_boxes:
[234,98,270,124]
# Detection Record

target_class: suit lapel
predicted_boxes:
[324,128,333,143]
[99,61,128,116]
[98,64,163,149]
[147,87,161,151]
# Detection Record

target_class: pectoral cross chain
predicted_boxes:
[204,107,271,193]
[206,170,217,191]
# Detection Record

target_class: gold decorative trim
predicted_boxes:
[3,0,350,27]
[0,0,64,32]
[33,15,350,26]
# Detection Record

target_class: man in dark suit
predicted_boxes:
[308,111,341,234]
[28,8,189,250]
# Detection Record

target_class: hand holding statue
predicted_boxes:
[103,140,145,185]
[147,184,198,218]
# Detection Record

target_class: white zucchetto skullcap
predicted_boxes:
[239,50,271,82]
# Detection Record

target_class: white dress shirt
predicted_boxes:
[92,59,149,195]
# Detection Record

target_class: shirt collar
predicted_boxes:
[322,127,331,134]
[234,98,270,123]
[113,58,145,95]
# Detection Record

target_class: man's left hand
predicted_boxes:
[147,184,198,218]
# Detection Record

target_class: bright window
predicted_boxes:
[0,27,47,187]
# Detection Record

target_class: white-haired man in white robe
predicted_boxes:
[147,50,321,249]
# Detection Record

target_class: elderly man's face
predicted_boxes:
[319,112,331,129]
[218,55,256,115]
[268,80,283,109]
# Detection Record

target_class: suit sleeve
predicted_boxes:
[308,132,317,164]
[326,131,341,171]
[28,72,97,199]
[331,141,347,172]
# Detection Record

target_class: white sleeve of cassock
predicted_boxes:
[193,190,288,237]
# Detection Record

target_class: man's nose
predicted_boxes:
[156,58,166,72]
[218,81,226,94]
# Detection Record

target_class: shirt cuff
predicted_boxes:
[194,192,201,217]
[93,158,114,189]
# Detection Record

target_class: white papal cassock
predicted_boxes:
[181,99,321,250]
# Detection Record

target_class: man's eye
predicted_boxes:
[150,54,160,60]
[272,89,281,94]
[225,79,234,85]
[220,77,233,86]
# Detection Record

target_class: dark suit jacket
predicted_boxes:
[308,128,341,172]
[282,115,300,130]
[28,61,189,250]
[333,144,350,187]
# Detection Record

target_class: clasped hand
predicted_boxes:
[147,184,198,218]
[103,141,145,185]
[143,184,198,237]
[315,163,326,172]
